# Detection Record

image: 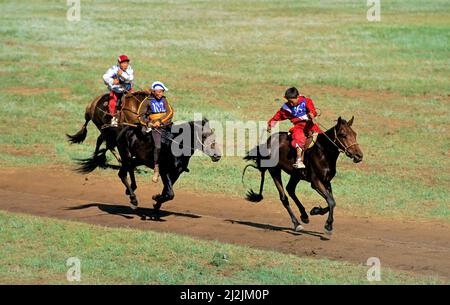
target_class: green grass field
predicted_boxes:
[0,0,449,284]
[0,211,443,284]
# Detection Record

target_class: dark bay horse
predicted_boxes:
[66,90,149,162]
[242,116,363,234]
[76,119,221,214]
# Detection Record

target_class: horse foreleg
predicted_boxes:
[118,165,138,209]
[311,177,335,234]
[129,166,137,192]
[325,181,333,197]
[286,175,309,224]
[125,166,137,195]
[110,148,122,164]
[269,168,303,232]
[310,181,332,216]
[152,172,175,213]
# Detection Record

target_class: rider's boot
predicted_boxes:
[152,164,160,183]
[110,116,119,127]
[293,147,306,169]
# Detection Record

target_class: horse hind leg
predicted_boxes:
[269,168,303,232]
[94,134,104,156]
[286,175,309,224]
[118,166,138,209]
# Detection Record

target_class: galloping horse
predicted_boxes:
[66,90,149,162]
[75,119,222,215]
[242,116,363,233]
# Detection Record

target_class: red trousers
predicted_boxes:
[289,121,322,149]
[109,89,134,115]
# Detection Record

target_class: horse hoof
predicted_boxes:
[324,225,333,235]
[130,196,138,209]
[310,207,321,216]
[301,217,310,224]
[311,207,328,216]
[295,224,304,232]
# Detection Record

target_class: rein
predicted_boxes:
[316,121,359,155]
[150,123,210,153]
[150,127,182,146]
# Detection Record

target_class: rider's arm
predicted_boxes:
[305,98,318,119]
[159,101,174,125]
[268,107,288,128]
[102,66,117,88]
[120,67,134,82]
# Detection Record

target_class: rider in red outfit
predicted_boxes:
[267,87,322,168]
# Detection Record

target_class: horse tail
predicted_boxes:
[242,146,266,203]
[74,148,120,174]
[66,106,91,144]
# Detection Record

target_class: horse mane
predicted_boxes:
[126,90,149,100]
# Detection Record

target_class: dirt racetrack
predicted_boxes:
[0,166,449,280]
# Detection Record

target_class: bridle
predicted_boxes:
[333,127,359,155]
[194,123,216,152]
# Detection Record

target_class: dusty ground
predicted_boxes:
[0,166,449,280]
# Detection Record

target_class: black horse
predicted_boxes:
[76,119,221,214]
[242,116,363,234]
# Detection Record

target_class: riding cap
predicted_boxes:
[118,55,130,63]
[151,81,169,92]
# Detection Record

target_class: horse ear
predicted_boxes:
[348,116,354,127]
[337,116,342,126]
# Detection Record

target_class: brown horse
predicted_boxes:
[66,90,150,162]
[242,116,363,234]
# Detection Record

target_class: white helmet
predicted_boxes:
[151,81,168,91]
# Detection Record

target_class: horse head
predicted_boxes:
[194,118,221,162]
[334,116,363,163]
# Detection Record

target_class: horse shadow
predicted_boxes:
[225,219,329,240]
[66,203,201,222]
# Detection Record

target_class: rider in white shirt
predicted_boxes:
[102,55,134,127]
